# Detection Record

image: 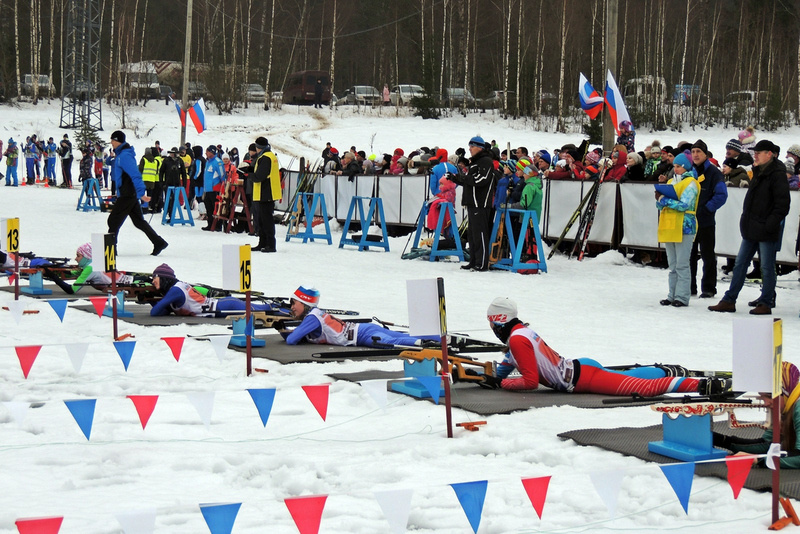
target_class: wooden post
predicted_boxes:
[246,289,252,377]
[603,0,618,153]
[437,277,453,438]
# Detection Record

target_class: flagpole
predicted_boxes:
[603,0,618,153]
[180,0,193,147]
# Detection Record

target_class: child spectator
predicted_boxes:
[722,158,750,188]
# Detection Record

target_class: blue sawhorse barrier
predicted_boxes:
[285,192,332,244]
[230,317,266,348]
[162,187,195,226]
[410,202,463,262]
[102,292,134,318]
[339,196,390,252]
[76,178,103,212]
[488,209,547,273]
[390,357,444,399]
[648,413,728,462]
[21,271,52,295]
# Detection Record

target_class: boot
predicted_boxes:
[750,304,772,315]
[698,377,732,396]
[655,364,689,377]
[708,300,736,313]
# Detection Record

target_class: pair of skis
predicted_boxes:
[547,164,608,260]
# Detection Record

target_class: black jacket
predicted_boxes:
[740,158,791,242]
[693,158,728,228]
[456,148,497,208]
[159,156,187,187]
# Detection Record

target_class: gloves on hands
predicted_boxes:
[478,375,503,390]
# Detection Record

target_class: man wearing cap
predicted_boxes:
[58,134,73,188]
[474,297,727,396]
[108,130,169,256]
[282,286,438,347]
[201,145,225,230]
[159,147,188,222]
[446,136,498,271]
[689,139,728,298]
[709,139,790,315]
[248,136,281,252]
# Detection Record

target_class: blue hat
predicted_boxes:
[538,151,551,166]
[673,153,692,171]
[468,136,485,148]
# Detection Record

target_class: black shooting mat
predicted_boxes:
[559,422,800,499]
[0,283,108,300]
[70,302,233,326]
[228,335,403,364]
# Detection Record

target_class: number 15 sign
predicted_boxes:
[222,244,252,292]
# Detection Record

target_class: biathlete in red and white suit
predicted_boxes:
[481,297,708,397]
[284,286,439,347]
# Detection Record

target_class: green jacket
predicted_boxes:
[509,175,543,216]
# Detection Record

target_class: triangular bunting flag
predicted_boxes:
[359,379,389,410]
[8,272,16,285]
[199,502,241,534]
[208,335,232,362]
[15,345,42,379]
[64,343,89,373]
[7,300,25,325]
[450,480,488,534]
[127,395,159,430]
[285,495,327,534]
[374,489,413,534]
[767,443,781,470]
[15,516,64,534]
[88,296,107,317]
[64,399,96,440]
[659,462,695,514]
[302,385,330,421]
[247,388,276,427]
[521,476,551,519]
[725,455,755,499]
[414,376,442,404]
[114,341,137,371]
[589,469,624,518]
[3,401,30,426]
[245,317,254,337]
[47,299,68,322]
[161,336,185,362]
[186,392,215,427]
[114,507,157,534]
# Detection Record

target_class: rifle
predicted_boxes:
[547,180,599,259]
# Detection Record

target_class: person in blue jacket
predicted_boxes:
[283,286,438,347]
[201,145,225,230]
[107,130,168,256]
[45,137,58,186]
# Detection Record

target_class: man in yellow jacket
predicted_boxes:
[250,136,281,252]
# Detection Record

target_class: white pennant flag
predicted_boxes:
[64,343,90,373]
[186,392,215,427]
[374,489,413,534]
[208,335,232,363]
[115,507,157,534]
[589,469,625,518]
[6,300,25,325]
[766,443,782,470]
[359,380,389,410]
[3,401,30,426]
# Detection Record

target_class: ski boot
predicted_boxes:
[698,377,732,397]
[655,364,689,377]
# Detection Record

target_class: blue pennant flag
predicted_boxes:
[47,299,68,322]
[659,462,695,514]
[247,388,276,427]
[113,341,136,371]
[200,502,241,534]
[64,399,97,440]
[245,317,255,336]
[414,376,443,404]
[451,480,488,533]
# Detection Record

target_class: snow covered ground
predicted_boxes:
[1,100,799,532]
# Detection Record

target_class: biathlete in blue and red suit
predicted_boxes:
[283,286,439,347]
[478,297,724,396]
[148,264,275,317]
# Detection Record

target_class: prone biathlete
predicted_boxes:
[284,286,439,347]
[42,243,148,294]
[0,251,52,270]
[478,297,725,396]
[149,263,275,317]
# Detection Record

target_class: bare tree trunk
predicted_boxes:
[109,0,117,98]
[556,0,567,132]
[60,0,65,98]
[231,0,240,97]
[245,0,253,84]
[329,0,336,93]
[535,0,544,118]
[464,0,470,92]
[502,0,511,113]
[420,0,425,82]
[49,0,55,99]
[514,0,522,115]
[15,0,20,97]
[317,0,324,69]
[796,32,800,123]
[678,0,689,127]
[439,0,447,97]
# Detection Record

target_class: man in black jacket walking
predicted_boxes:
[709,139,790,315]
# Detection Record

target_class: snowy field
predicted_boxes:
[1,100,800,532]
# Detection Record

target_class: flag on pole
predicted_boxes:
[188,97,206,134]
[578,73,604,120]
[171,97,186,127]
[604,70,631,135]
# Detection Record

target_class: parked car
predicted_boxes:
[338,85,381,106]
[241,83,266,102]
[283,70,331,105]
[389,84,426,106]
[187,81,208,100]
[21,74,55,97]
[442,87,476,108]
[481,90,515,109]
[67,80,97,100]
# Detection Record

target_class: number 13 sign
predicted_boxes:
[1,218,20,252]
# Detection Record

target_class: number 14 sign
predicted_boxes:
[222,245,252,292]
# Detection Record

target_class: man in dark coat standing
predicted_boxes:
[314,79,324,109]
[709,139,790,315]
[448,136,498,271]
[249,136,281,252]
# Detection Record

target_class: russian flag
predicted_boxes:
[171,97,186,127]
[604,70,631,135]
[188,97,206,134]
[578,73,603,120]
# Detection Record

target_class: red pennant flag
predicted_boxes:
[285,495,327,534]
[302,385,330,421]
[88,296,107,318]
[127,395,159,429]
[161,337,185,362]
[726,455,755,499]
[15,516,64,534]
[521,476,551,519]
[8,273,16,285]
[15,345,42,379]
